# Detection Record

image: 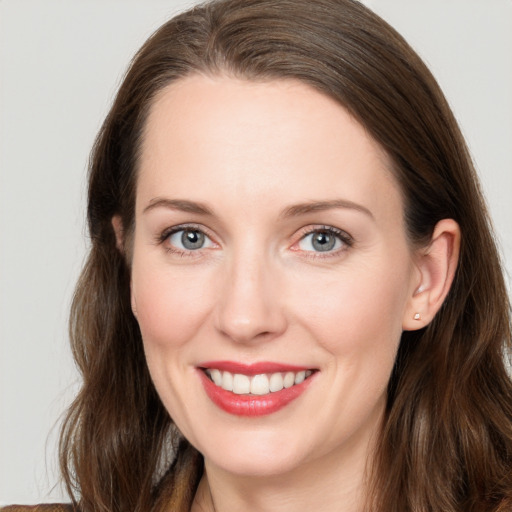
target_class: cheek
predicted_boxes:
[131,261,214,350]
[291,261,410,358]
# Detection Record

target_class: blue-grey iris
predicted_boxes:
[312,231,336,252]
[182,230,205,250]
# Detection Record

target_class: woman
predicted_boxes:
[4,0,511,510]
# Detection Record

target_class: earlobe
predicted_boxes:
[403,219,460,331]
[112,215,125,253]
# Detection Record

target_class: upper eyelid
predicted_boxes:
[301,225,345,235]
[160,223,213,239]
[294,225,353,242]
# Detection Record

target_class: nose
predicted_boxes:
[214,251,287,345]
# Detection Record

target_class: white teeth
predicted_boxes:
[232,374,251,395]
[294,371,306,384]
[269,372,284,392]
[250,374,270,395]
[221,371,233,391]
[210,369,222,386]
[283,372,295,388]
[206,369,313,395]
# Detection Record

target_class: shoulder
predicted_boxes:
[0,506,74,512]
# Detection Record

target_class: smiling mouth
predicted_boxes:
[202,368,314,396]
[198,361,318,416]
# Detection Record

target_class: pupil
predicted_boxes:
[312,231,335,252]
[182,230,204,250]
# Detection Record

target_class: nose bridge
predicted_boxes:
[215,241,286,344]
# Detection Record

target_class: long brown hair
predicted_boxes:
[59,1,512,510]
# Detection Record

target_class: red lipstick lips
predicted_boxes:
[197,361,316,416]
[200,361,310,375]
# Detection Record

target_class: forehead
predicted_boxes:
[137,75,402,224]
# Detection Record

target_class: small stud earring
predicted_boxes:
[413,313,421,321]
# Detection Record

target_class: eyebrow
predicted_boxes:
[143,198,213,215]
[143,197,374,220]
[281,199,374,219]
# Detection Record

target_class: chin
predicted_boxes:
[208,450,305,478]
[196,427,308,477]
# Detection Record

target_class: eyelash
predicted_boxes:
[157,223,216,258]
[156,224,354,259]
[292,225,354,259]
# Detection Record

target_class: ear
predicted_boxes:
[112,215,125,253]
[111,215,138,318]
[402,219,460,331]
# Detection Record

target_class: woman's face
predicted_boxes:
[130,75,421,477]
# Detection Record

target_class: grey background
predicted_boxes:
[1,0,511,504]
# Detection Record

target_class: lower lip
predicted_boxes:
[198,370,315,416]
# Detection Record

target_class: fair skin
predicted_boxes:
[114,75,459,512]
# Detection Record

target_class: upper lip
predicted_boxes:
[198,361,314,375]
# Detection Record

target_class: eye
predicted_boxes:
[166,227,215,252]
[296,227,351,253]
